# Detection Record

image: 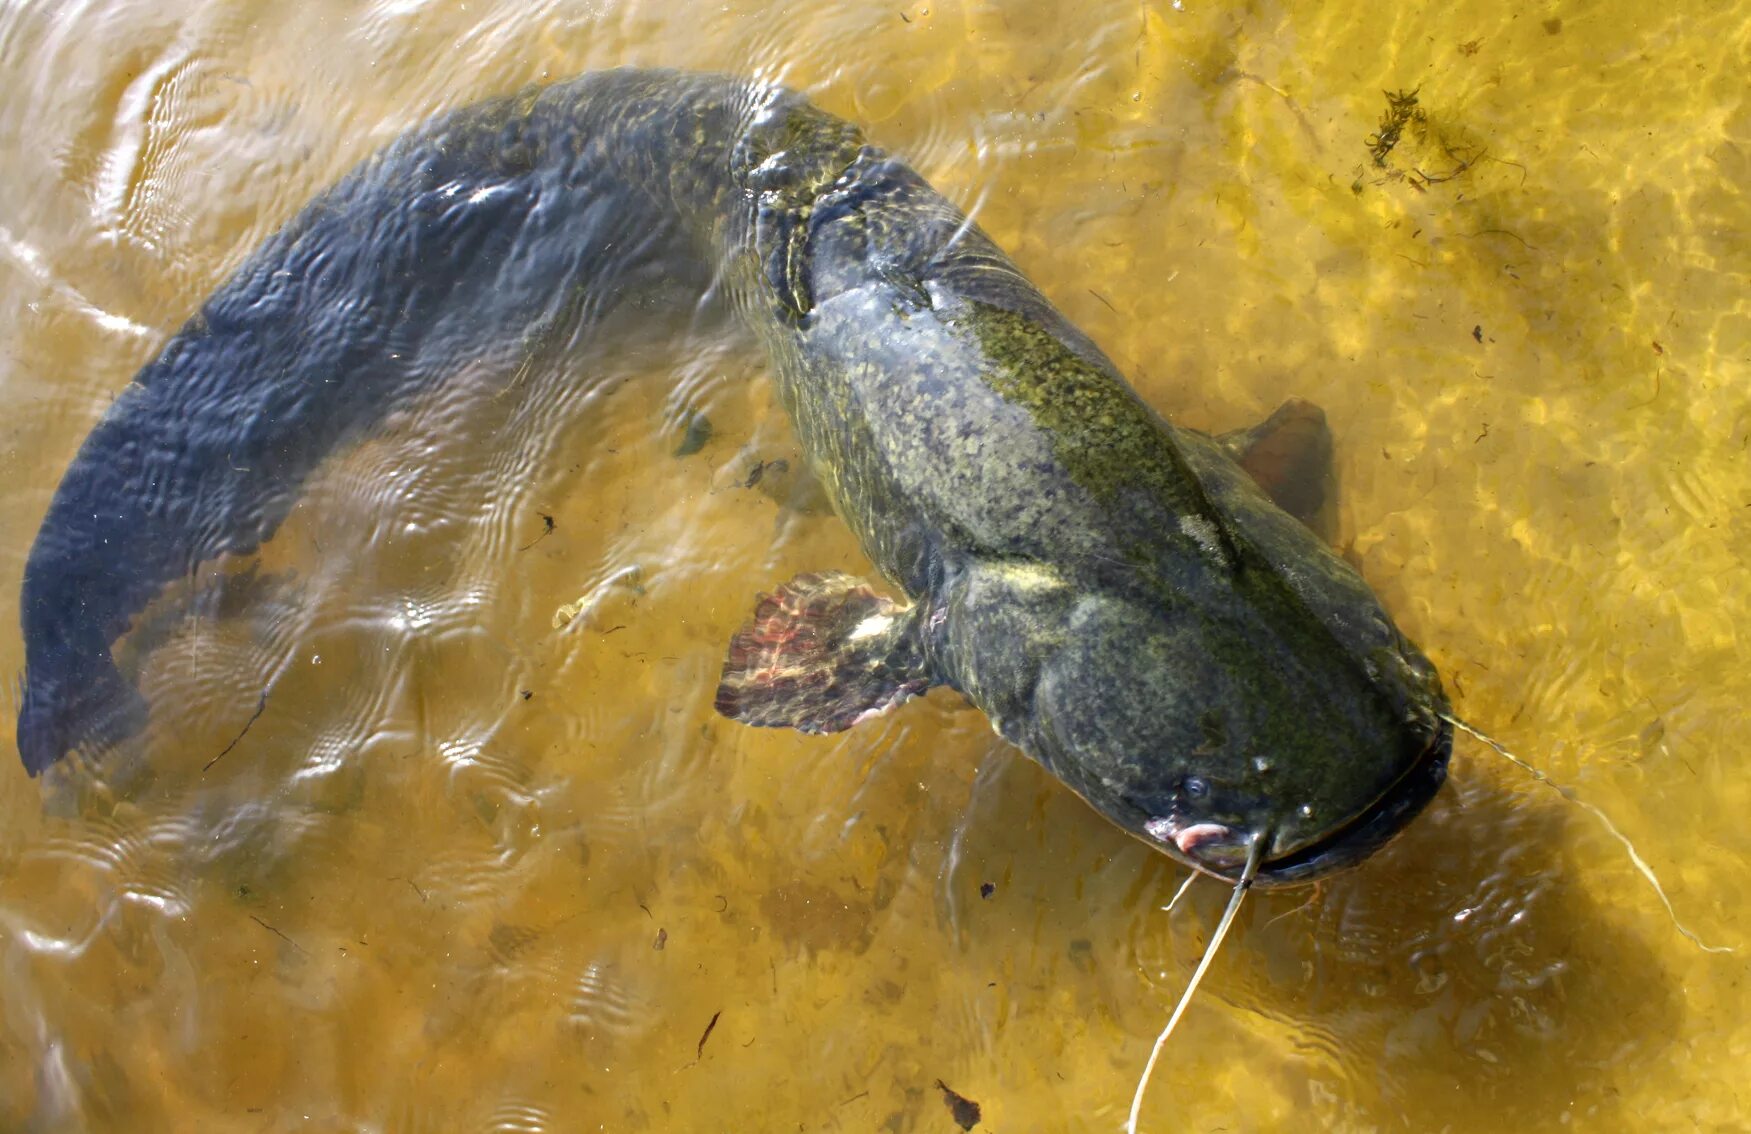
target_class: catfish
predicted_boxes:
[17,69,1450,887]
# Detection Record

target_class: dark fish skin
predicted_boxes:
[17,70,1450,884]
[18,71,728,775]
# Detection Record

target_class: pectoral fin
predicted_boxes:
[715,572,935,733]
[1219,398,1335,539]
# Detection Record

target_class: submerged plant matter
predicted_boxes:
[1367,87,1426,166]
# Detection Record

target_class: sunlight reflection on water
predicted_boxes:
[1,1,1749,1131]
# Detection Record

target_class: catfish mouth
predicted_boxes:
[1246,716,1452,888]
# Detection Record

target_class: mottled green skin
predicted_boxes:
[19,69,1449,883]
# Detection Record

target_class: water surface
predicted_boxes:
[2,1,1748,1130]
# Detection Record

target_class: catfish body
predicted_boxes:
[16,70,1449,883]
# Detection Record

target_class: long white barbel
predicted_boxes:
[1440,712,1733,955]
[1127,834,1265,1133]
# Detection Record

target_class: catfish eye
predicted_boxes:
[1182,776,1210,800]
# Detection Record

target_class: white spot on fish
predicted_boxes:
[1178,514,1221,555]
[848,613,893,641]
[991,561,1065,592]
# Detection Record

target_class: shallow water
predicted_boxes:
[2,1,1749,1130]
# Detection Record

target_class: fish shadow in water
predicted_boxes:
[940,747,1682,1130]
[1213,766,1682,1128]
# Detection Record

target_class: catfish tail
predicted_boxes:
[16,69,830,773]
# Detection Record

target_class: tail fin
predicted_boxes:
[16,646,148,776]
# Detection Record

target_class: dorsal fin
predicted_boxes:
[1218,398,1335,540]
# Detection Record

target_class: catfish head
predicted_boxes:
[935,553,1451,887]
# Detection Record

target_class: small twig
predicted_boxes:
[249,915,307,956]
[204,692,268,772]
[696,1009,722,1059]
[1413,143,1486,184]
[1486,153,1529,185]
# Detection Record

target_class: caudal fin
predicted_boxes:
[15,647,149,776]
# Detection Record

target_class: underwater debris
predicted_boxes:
[673,411,713,457]
[744,458,788,488]
[519,512,556,551]
[1358,86,1489,193]
[934,1080,982,1130]
[203,690,269,772]
[552,564,643,630]
[249,914,307,957]
[696,1009,722,1058]
[1367,88,1424,167]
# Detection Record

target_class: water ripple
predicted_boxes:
[482,1100,553,1134]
